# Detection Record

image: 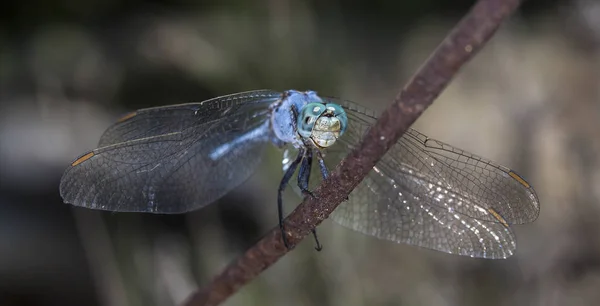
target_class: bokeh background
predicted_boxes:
[2,0,600,305]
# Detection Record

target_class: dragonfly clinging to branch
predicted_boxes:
[60,89,540,259]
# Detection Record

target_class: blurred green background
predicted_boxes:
[2,0,600,305]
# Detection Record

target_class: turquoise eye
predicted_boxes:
[323,103,348,136]
[297,103,327,138]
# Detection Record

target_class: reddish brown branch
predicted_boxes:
[184,0,522,305]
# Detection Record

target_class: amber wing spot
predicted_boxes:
[71,152,95,166]
[488,208,509,228]
[508,171,531,188]
[117,111,137,123]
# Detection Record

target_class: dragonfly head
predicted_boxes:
[297,102,348,148]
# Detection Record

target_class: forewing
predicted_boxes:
[319,98,540,258]
[60,90,282,213]
[98,90,282,146]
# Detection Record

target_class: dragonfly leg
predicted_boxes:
[311,229,323,251]
[278,148,304,249]
[297,150,315,198]
[298,150,323,251]
[315,150,329,179]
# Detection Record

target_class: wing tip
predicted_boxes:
[71,151,95,166]
[507,170,541,222]
[508,170,531,189]
[117,111,137,123]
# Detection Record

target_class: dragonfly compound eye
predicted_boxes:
[297,103,327,138]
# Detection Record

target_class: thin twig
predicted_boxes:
[184,0,522,305]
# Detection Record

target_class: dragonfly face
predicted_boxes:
[296,102,348,148]
[60,89,540,259]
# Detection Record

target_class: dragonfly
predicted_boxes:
[59,89,540,259]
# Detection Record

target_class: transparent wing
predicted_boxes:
[60,90,282,213]
[318,98,540,258]
[98,90,281,146]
